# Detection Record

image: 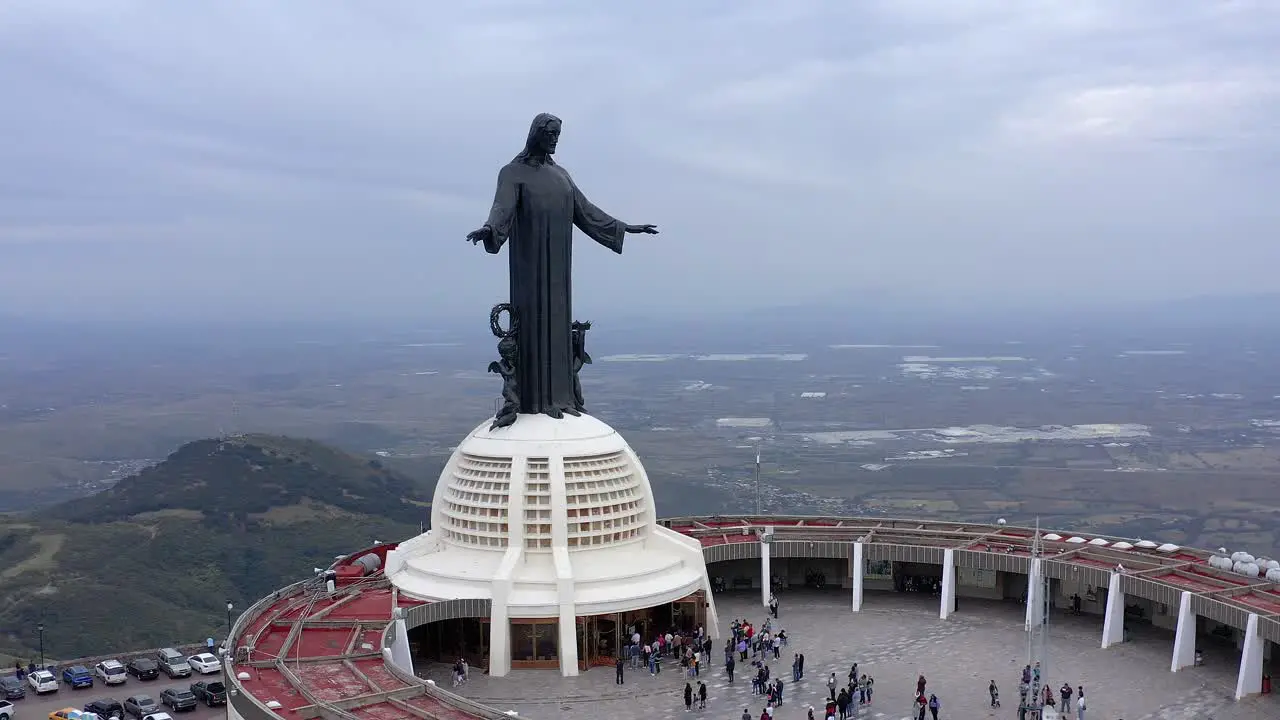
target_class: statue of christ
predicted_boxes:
[467,113,657,420]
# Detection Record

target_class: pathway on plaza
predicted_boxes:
[420,590,1275,720]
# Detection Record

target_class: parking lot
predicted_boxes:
[6,670,227,720]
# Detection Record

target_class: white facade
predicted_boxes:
[385,413,719,677]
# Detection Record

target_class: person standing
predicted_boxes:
[927,694,940,720]
[828,672,838,700]
[616,655,624,684]
[1076,690,1086,720]
[684,683,694,712]
[726,655,736,683]
[698,681,707,709]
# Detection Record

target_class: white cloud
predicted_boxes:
[0,0,1278,320]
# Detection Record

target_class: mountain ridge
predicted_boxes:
[0,433,427,660]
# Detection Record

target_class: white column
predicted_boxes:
[1235,613,1264,699]
[556,592,579,678]
[851,541,865,612]
[1170,591,1196,672]
[388,614,414,676]
[939,548,956,620]
[760,536,772,607]
[548,457,579,677]
[1024,557,1043,631]
[1101,572,1125,648]
[488,549,518,677]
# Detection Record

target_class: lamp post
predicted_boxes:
[37,621,45,667]
[225,601,234,638]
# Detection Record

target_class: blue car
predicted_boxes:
[62,665,94,689]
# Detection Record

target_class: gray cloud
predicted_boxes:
[1,0,1278,322]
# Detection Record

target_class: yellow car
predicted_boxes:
[50,709,85,720]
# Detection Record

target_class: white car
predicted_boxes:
[186,653,221,675]
[142,713,174,720]
[28,668,58,693]
[95,659,129,685]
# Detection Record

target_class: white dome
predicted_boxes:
[1088,538,1109,546]
[386,413,718,638]
[1112,541,1134,550]
[1043,533,1063,541]
[431,414,652,552]
[1066,536,1086,544]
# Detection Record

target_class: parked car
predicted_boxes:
[154,651,189,680]
[94,660,128,686]
[140,713,172,720]
[28,669,59,694]
[185,654,219,676]
[158,690,194,713]
[125,659,158,682]
[49,709,83,720]
[188,681,225,708]
[0,676,24,700]
[83,699,124,720]
[61,666,93,690]
[0,699,13,720]
[123,695,159,720]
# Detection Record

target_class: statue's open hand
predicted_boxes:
[625,224,659,235]
[466,226,493,245]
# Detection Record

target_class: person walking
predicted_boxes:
[684,683,694,712]
[828,672,838,700]
[698,681,707,710]
[1076,691,1086,720]
[927,694,940,720]
[616,655,624,684]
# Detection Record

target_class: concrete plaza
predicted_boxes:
[420,590,1276,720]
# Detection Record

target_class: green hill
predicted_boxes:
[0,434,429,661]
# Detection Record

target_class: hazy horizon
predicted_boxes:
[3,1,1279,322]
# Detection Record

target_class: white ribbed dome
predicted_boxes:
[431,413,654,552]
[386,413,717,647]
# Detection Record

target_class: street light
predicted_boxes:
[226,601,234,638]
[37,622,45,667]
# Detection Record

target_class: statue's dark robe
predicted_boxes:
[483,160,625,417]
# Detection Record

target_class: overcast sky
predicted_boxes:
[2,0,1278,323]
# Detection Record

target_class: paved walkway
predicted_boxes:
[420,590,1276,720]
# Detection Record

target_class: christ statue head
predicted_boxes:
[515,113,562,165]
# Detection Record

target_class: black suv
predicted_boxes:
[126,658,159,681]
[84,698,126,719]
[160,688,197,712]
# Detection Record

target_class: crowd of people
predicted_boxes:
[604,594,1097,719]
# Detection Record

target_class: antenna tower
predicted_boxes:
[1024,517,1053,719]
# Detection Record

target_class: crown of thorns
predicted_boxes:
[490,303,518,339]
